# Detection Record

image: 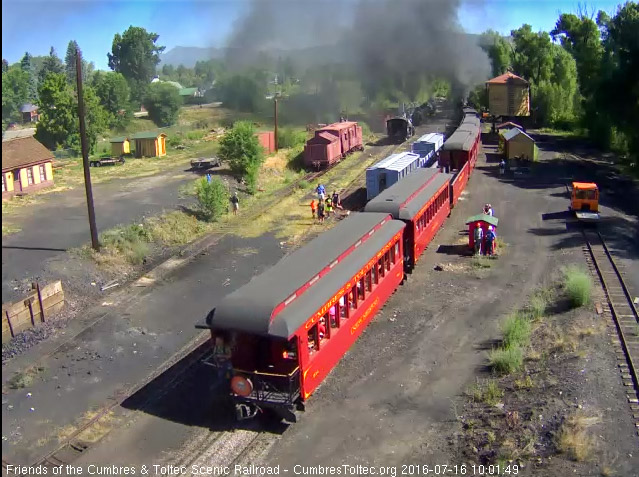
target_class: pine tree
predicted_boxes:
[38,47,64,83]
[20,52,38,102]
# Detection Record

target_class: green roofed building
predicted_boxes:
[131,132,167,158]
[109,136,130,156]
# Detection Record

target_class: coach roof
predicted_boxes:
[199,213,395,336]
[364,169,452,220]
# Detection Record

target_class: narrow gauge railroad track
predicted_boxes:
[582,228,639,434]
[4,335,213,473]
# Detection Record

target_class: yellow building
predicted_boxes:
[132,132,167,158]
[2,136,54,199]
[109,137,130,156]
[503,128,538,161]
[486,72,530,117]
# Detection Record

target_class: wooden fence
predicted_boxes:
[2,281,65,343]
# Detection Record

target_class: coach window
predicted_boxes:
[378,258,385,278]
[395,242,400,262]
[373,264,379,285]
[385,250,391,271]
[307,325,319,354]
[339,295,348,319]
[351,286,358,309]
[390,243,396,264]
[358,278,365,301]
[365,270,372,292]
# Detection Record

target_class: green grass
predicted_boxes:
[145,211,211,246]
[2,222,22,236]
[468,379,504,405]
[471,256,495,269]
[489,345,524,375]
[563,265,592,307]
[277,127,308,149]
[502,314,532,348]
[99,224,151,265]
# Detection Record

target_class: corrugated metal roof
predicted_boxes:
[201,213,394,337]
[368,152,420,173]
[19,103,38,113]
[131,131,166,140]
[443,130,474,151]
[414,133,444,150]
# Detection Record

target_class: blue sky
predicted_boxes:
[2,0,625,70]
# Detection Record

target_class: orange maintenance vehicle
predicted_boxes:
[570,182,600,221]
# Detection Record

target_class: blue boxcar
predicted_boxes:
[412,133,444,167]
[366,151,422,200]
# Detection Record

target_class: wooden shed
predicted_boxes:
[466,214,499,250]
[2,136,54,199]
[486,72,530,117]
[502,128,538,161]
[131,132,167,158]
[109,137,130,156]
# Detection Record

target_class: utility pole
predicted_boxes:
[274,95,279,152]
[76,49,100,251]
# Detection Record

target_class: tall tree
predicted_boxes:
[551,14,603,99]
[108,26,165,101]
[92,71,131,128]
[599,1,639,167]
[2,59,8,74]
[143,82,182,127]
[65,41,95,86]
[511,25,553,84]
[479,30,512,77]
[35,72,107,153]
[20,52,38,102]
[2,66,30,129]
[38,47,64,83]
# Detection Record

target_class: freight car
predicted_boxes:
[304,121,363,169]
[365,168,452,273]
[412,133,444,167]
[198,213,404,421]
[365,151,422,200]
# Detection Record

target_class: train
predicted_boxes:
[197,108,481,422]
[304,121,364,169]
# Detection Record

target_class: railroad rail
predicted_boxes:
[582,228,639,434]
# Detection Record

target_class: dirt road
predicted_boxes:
[2,164,197,301]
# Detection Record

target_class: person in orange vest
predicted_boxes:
[310,199,317,219]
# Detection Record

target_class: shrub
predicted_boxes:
[196,177,228,221]
[146,211,208,245]
[489,345,523,374]
[528,293,548,320]
[143,82,183,127]
[297,179,310,190]
[468,379,504,405]
[556,413,599,461]
[277,127,307,149]
[502,314,532,348]
[563,265,592,307]
[219,121,264,194]
[99,224,151,265]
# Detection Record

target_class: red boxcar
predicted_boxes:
[198,213,405,421]
[304,121,363,168]
[255,131,276,155]
[365,168,452,273]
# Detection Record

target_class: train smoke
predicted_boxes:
[224,0,489,90]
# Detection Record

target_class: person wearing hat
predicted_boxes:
[473,222,483,255]
[485,225,496,256]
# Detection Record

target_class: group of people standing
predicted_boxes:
[473,203,497,256]
[310,183,343,223]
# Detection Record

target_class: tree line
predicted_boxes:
[472,1,638,171]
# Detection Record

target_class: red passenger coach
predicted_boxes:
[364,168,452,273]
[197,213,405,422]
[304,121,363,169]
